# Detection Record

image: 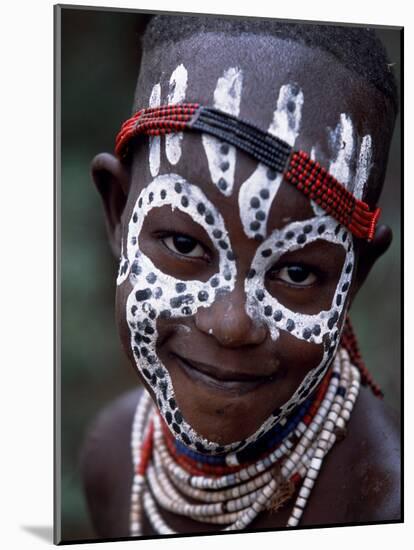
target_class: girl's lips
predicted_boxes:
[172,353,278,396]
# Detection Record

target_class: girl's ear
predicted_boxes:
[91,153,130,258]
[348,224,393,305]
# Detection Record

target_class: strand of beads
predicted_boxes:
[130,347,361,535]
[129,391,154,537]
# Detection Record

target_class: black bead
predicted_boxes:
[175,282,186,293]
[165,411,172,424]
[198,290,209,302]
[213,229,222,239]
[197,203,205,215]
[181,432,191,445]
[264,305,272,316]
[131,262,141,276]
[276,240,284,248]
[261,248,272,258]
[260,189,270,199]
[318,224,326,234]
[174,410,183,424]
[220,161,230,172]
[312,324,321,336]
[174,182,182,193]
[274,310,283,322]
[226,250,235,261]
[297,234,306,245]
[250,197,260,209]
[181,307,192,315]
[153,287,163,299]
[205,213,214,225]
[210,277,219,288]
[327,310,339,329]
[250,221,260,231]
[146,272,157,284]
[256,210,266,221]
[160,190,167,200]
[218,240,228,250]
[181,196,189,207]
[218,178,227,190]
[286,319,295,331]
[336,294,342,306]
[135,288,152,301]
[148,309,157,320]
[220,143,229,155]
[304,224,313,234]
[155,367,165,378]
[247,269,256,279]
[285,231,294,239]
[133,212,138,223]
[267,169,277,180]
[342,282,350,292]
[142,368,151,379]
[345,263,353,274]
[170,294,194,308]
[303,328,312,340]
[255,289,265,301]
[169,398,176,410]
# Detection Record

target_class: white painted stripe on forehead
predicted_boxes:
[328,113,355,188]
[268,84,304,146]
[353,134,373,200]
[149,83,161,177]
[202,67,243,196]
[238,83,304,240]
[166,64,188,166]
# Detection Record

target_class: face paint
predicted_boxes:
[149,83,162,177]
[244,216,354,419]
[238,84,304,240]
[353,134,373,200]
[166,64,188,165]
[120,174,238,454]
[328,113,355,185]
[118,68,372,456]
[202,67,243,196]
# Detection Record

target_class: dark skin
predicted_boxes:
[80,32,400,538]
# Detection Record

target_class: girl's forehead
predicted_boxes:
[139,32,377,141]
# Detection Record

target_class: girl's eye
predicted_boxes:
[162,234,205,258]
[269,265,317,286]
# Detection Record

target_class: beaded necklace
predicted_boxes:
[129,347,360,536]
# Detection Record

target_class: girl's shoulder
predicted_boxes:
[308,384,401,525]
[79,387,144,539]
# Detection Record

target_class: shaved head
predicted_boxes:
[132,25,396,207]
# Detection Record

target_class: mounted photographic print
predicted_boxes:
[54,4,402,544]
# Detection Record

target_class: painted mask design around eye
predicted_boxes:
[119,174,239,454]
[242,216,354,430]
[116,63,372,456]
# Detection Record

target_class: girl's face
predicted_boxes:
[113,34,383,454]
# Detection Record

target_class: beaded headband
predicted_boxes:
[115,103,381,242]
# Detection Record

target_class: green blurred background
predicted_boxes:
[58,7,401,542]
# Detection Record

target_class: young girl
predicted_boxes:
[81,14,400,539]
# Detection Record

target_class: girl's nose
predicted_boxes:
[194,283,267,348]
